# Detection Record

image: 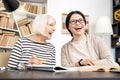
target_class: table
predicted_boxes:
[0,69,120,80]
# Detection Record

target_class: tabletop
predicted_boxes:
[0,69,120,80]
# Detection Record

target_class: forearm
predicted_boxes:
[8,54,19,69]
[8,47,22,69]
[95,59,119,66]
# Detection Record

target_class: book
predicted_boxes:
[77,66,120,72]
[27,21,32,33]
[26,64,120,72]
[26,64,78,72]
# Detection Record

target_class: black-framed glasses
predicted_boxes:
[69,19,84,25]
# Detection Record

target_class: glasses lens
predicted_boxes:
[70,20,76,24]
[69,19,84,25]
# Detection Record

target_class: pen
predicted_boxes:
[39,59,46,63]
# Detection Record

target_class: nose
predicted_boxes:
[76,20,80,25]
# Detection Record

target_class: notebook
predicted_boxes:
[26,64,78,72]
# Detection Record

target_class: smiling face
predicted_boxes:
[69,13,87,37]
[32,15,56,40]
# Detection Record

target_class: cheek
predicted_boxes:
[68,26,75,33]
[68,26,72,30]
[45,28,49,33]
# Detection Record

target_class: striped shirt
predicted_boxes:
[8,37,56,69]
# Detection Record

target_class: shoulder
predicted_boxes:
[87,34,107,48]
[47,43,55,48]
[15,37,29,46]
[17,37,28,41]
[87,34,103,42]
[61,41,71,49]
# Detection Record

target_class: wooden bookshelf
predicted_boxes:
[18,0,47,15]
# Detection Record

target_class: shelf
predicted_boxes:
[19,0,47,3]
[15,10,36,19]
[0,27,19,33]
[18,0,47,15]
[0,46,13,50]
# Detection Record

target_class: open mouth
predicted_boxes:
[49,31,53,36]
[75,27,82,31]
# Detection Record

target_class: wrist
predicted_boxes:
[78,59,83,66]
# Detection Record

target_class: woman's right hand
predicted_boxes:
[28,55,43,65]
[80,59,96,66]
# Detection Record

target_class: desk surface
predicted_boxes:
[0,69,120,80]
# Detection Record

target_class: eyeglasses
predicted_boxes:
[69,19,84,25]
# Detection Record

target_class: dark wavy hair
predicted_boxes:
[65,11,86,36]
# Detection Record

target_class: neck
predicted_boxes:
[29,34,47,43]
[72,34,86,42]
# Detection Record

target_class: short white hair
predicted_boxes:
[32,14,56,35]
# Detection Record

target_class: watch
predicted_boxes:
[78,59,83,66]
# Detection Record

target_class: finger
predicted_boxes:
[33,59,41,64]
[91,61,95,65]
[87,61,94,66]
[28,59,41,64]
[87,63,93,66]
[32,55,38,59]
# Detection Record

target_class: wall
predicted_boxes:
[47,0,113,65]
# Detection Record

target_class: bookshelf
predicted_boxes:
[111,0,120,65]
[0,12,20,67]
[0,12,20,49]
[0,0,47,67]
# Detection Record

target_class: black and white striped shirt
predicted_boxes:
[8,37,56,69]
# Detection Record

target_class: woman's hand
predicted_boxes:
[80,59,96,66]
[28,55,43,65]
[75,58,96,67]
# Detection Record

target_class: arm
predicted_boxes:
[8,38,23,69]
[50,46,56,66]
[94,36,119,66]
[61,44,75,67]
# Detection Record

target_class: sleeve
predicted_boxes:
[8,38,23,69]
[94,36,119,66]
[61,44,75,67]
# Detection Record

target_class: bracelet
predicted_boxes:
[78,59,83,66]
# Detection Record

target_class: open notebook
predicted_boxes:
[26,64,120,72]
[26,64,77,72]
